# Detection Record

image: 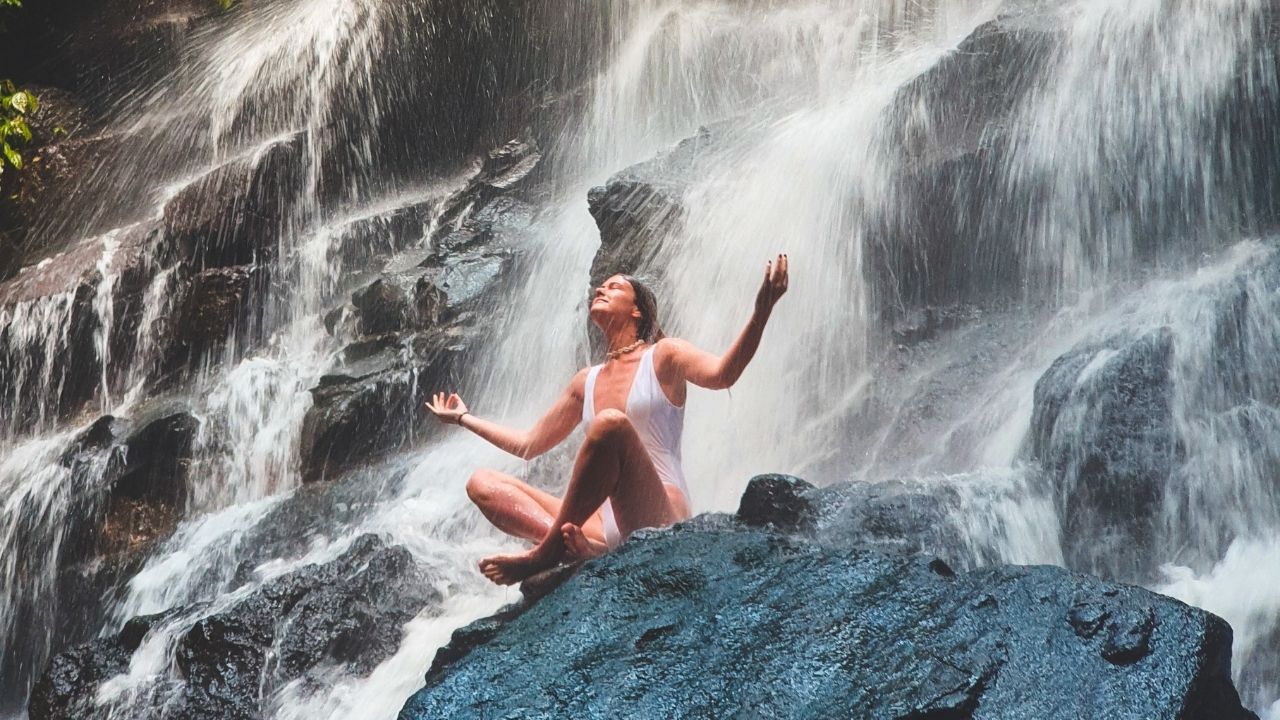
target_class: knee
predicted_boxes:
[466,469,501,505]
[586,408,632,443]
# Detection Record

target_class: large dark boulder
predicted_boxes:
[300,330,469,483]
[735,473,969,564]
[30,534,442,720]
[1030,328,1177,582]
[401,523,1255,720]
[28,610,179,720]
[586,126,721,286]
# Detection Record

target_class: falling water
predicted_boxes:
[1,0,1278,717]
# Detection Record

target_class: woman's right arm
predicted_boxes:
[427,368,588,460]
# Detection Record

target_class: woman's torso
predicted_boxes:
[581,345,689,543]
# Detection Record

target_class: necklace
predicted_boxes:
[605,338,645,361]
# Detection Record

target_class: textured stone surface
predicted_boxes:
[300,138,540,482]
[1030,329,1176,582]
[401,522,1254,720]
[31,535,441,720]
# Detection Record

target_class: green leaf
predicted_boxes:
[9,91,30,113]
[3,141,22,170]
[10,115,29,141]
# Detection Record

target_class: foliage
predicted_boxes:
[0,82,37,177]
[0,0,36,178]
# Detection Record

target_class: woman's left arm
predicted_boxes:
[663,254,788,390]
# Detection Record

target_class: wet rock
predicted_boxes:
[300,329,467,483]
[1029,329,1177,582]
[0,239,108,433]
[30,535,439,720]
[401,524,1255,720]
[735,473,816,532]
[868,4,1061,315]
[59,416,122,465]
[29,607,191,720]
[0,223,161,435]
[94,407,199,556]
[350,274,446,336]
[300,139,539,482]
[165,535,439,719]
[808,480,966,560]
[168,264,263,367]
[162,134,305,270]
[732,473,972,564]
[586,127,720,285]
[27,634,132,720]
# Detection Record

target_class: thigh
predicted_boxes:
[489,469,609,541]
[600,425,681,537]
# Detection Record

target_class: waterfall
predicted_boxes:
[1,0,1278,717]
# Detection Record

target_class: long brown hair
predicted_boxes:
[622,274,664,343]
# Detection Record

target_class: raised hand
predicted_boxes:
[755,253,789,314]
[427,391,469,425]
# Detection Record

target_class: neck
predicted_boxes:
[605,334,644,362]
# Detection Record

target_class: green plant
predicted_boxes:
[0,0,36,177]
[0,81,36,176]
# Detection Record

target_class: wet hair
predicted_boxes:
[622,274,664,342]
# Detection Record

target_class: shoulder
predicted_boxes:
[652,338,689,372]
[568,366,591,399]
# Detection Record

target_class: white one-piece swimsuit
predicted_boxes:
[581,346,690,547]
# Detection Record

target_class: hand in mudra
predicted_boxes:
[428,391,469,425]
[755,253,789,313]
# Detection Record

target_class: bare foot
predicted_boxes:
[479,542,563,585]
[561,523,608,560]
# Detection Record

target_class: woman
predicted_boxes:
[427,255,789,585]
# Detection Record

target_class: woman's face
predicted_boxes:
[589,275,641,330]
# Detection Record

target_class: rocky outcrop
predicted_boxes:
[300,138,541,482]
[868,5,1060,313]
[1,403,199,718]
[27,610,178,720]
[161,135,305,271]
[167,264,263,367]
[737,473,968,563]
[586,127,720,285]
[0,224,155,435]
[30,534,441,720]
[401,495,1255,719]
[1030,328,1177,583]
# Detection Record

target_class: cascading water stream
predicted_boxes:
[2,0,1278,717]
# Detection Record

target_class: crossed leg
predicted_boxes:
[477,408,687,585]
[465,468,610,557]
